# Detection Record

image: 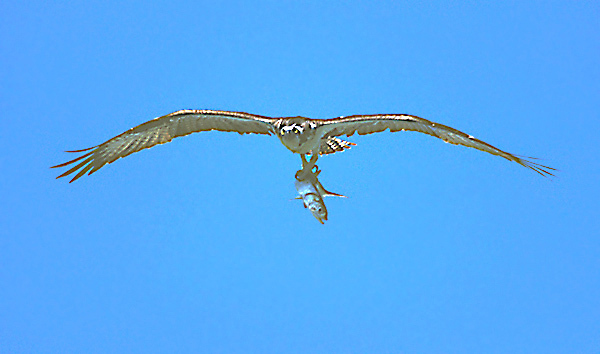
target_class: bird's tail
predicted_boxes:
[318,137,356,155]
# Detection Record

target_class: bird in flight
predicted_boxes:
[52,109,554,182]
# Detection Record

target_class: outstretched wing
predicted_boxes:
[52,110,277,182]
[317,114,554,176]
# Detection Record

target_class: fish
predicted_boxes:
[294,164,346,224]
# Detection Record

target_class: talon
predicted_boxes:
[295,168,308,180]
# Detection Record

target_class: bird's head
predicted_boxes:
[276,117,317,153]
[279,123,304,137]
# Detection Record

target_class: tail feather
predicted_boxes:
[319,137,356,155]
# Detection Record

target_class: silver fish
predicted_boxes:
[294,164,346,224]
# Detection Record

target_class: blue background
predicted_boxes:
[2,1,599,352]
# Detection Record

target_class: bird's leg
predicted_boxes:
[296,155,310,180]
[296,153,319,180]
[300,154,309,168]
[304,153,319,170]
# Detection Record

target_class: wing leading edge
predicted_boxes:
[318,114,554,176]
[52,110,277,182]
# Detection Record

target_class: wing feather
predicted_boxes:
[318,114,555,176]
[52,110,277,182]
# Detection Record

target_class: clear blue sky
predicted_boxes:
[2,1,599,352]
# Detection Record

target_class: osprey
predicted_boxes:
[52,109,554,182]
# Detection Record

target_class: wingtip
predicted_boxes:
[64,146,97,153]
[522,159,556,178]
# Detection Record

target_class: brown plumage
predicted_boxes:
[52,109,554,182]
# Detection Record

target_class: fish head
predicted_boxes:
[304,193,328,224]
